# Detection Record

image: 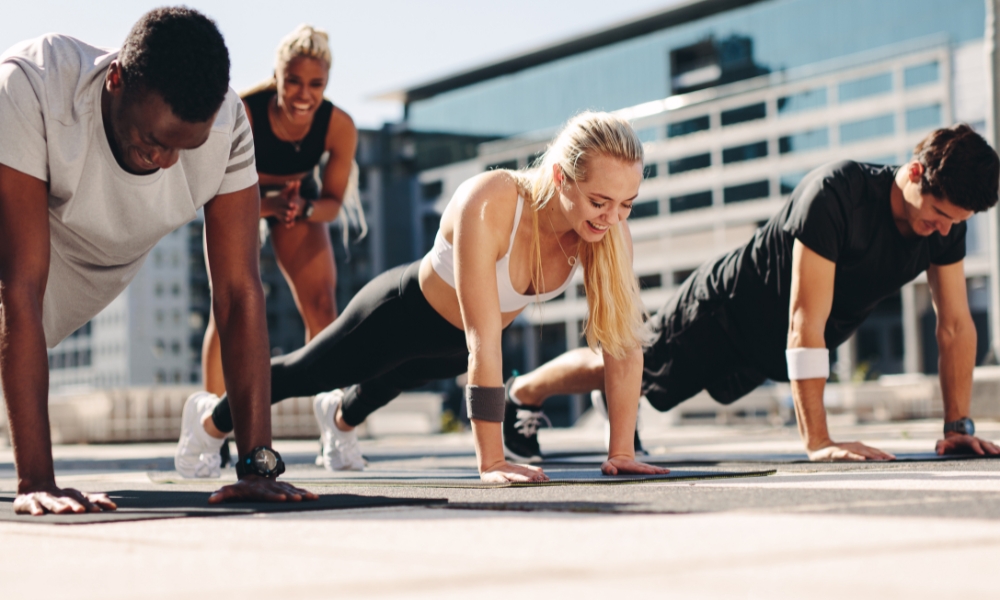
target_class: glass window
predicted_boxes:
[721,102,766,126]
[838,72,892,102]
[840,113,895,143]
[780,171,809,195]
[667,115,710,138]
[421,180,443,200]
[778,87,827,115]
[643,164,658,179]
[724,180,770,203]
[638,274,663,289]
[722,141,768,164]
[668,153,711,174]
[904,61,939,88]
[672,269,695,286]
[906,104,942,132]
[778,128,829,154]
[670,190,712,212]
[636,127,658,143]
[631,200,659,219]
[485,159,517,171]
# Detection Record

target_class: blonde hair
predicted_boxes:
[241,24,332,96]
[242,25,367,247]
[512,111,651,359]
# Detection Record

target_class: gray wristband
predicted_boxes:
[465,385,506,422]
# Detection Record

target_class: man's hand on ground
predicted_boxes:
[808,441,896,462]
[14,484,117,516]
[936,433,1000,456]
[208,476,318,504]
[479,461,549,483]
[601,455,670,476]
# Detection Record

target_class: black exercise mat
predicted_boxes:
[0,490,447,525]
[269,468,775,488]
[542,451,1000,466]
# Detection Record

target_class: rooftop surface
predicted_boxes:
[2,418,998,598]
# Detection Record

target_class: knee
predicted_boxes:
[304,286,338,324]
[581,350,606,381]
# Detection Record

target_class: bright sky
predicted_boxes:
[0,0,681,129]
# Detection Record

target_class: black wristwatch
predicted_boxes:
[235,446,286,478]
[944,417,975,437]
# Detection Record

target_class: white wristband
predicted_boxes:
[785,347,830,380]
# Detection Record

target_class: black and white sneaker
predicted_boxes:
[590,390,647,457]
[502,377,551,463]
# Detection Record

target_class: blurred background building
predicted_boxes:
[40,0,997,428]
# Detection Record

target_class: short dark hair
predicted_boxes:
[913,123,999,213]
[118,7,230,123]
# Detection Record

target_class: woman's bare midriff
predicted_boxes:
[418,257,522,331]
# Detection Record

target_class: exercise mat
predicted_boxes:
[0,490,447,525]
[541,451,1000,466]
[150,468,775,488]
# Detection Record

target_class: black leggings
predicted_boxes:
[211,261,469,432]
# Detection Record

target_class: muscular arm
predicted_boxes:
[453,174,545,482]
[0,164,116,514]
[927,261,999,455]
[788,240,894,461]
[308,109,357,223]
[203,184,272,457]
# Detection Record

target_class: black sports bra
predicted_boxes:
[243,89,334,176]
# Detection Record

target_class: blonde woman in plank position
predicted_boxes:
[177,111,668,481]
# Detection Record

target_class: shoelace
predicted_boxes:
[514,408,552,437]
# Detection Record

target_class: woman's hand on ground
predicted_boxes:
[14,484,117,515]
[479,461,549,483]
[807,441,895,462]
[601,455,670,476]
[209,476,319,504]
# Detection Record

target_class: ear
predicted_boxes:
[552,163,563,187]
[908,161,925,184]
[105,61,124,94]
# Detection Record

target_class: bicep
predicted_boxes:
[0,163,49,292]
[453,203,504,344]
[789,239,836,335]
[203,184,261,291]
[320,111,358,201]
[927,261,971,325]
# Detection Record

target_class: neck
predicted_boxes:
[890,166,915,237]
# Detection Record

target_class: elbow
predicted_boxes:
[787,312,824,349]
[937,315,976,350]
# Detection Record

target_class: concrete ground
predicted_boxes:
[1,418,999,599]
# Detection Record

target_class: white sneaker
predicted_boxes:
[175,392,227,478]
[313,390,365,471]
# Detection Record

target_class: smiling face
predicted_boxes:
[275,56,329,125]
[894,161,973,238]
[102,62,215,175]
[553,153,644,242]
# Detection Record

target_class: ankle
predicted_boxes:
[334,407,355,432]
[510,378,544,408]
[201,414,227,440]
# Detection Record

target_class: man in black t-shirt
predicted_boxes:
[504,124,1000,463]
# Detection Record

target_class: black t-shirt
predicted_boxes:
[660,160,966,381]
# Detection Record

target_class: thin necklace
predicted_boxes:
[546,213,579,267]
[270,98,307,152]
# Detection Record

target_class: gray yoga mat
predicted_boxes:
[541,451,1000,466]
[149,467,776,488]
[0,490,448,525]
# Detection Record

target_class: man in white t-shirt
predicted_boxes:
[0,7,316,515]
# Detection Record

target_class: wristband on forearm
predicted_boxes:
[785,347,830,380]
[465,385,505,422]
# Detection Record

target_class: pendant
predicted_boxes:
[567,256,578,267]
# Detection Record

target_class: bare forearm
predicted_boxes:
[791,379,831,450]
[214,285,272,456]
[605,347,642,459]
[938,324,976,422]
[307,197,343,223]
[0,295,55,491]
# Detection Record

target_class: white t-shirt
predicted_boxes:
[0,34,258,347]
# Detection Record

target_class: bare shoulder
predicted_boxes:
[442,170,520,254]
[326,105,358,149]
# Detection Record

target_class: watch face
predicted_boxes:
[253,449,278,472]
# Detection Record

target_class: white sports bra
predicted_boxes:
[428,196,579,312]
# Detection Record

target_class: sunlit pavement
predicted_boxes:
[1,419,999,599]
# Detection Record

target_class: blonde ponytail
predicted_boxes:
[512,111,651,359]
